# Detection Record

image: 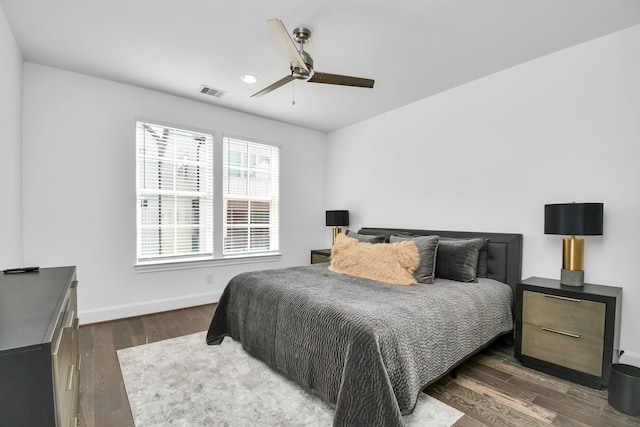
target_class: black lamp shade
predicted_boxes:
[326,210,349,227]
[544,203,603,236]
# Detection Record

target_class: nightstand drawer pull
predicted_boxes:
[544,294,581,303]
[541,326,580,338]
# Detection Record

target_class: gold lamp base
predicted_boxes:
[332,227,343,244]
[561,236,585,286]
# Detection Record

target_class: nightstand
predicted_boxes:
[515,276,622,388]
[310,249,331,264]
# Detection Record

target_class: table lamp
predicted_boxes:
[326,210,349,244]
[544,202,603,286]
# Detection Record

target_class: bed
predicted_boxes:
[207,227,523,426]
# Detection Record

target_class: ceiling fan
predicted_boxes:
[251,19,375,98]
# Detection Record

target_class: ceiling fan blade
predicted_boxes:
[251,75,295,97]
[267,19,309,72]
[308,72,374,88]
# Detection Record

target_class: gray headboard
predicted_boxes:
[357,227,523,293]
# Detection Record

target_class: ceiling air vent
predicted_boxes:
[200,85,226,98]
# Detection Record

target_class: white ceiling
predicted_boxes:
[2,0,640,132]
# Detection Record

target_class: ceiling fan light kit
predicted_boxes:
[251,19,375,98]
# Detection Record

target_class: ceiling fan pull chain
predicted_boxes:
[292,80,296,105]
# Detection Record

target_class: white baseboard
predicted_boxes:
[619,351,640,368]
[79,291,222,325]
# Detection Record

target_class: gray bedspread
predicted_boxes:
[207,264,513,426]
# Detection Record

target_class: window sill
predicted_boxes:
[134,253,282,273]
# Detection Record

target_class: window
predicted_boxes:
[223,137,280,255]
[135,121,280,266]
[136,121,213,263]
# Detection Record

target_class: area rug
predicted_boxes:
[118,332,463,426]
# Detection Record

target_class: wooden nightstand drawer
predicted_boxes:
[311,253,330,264]
[522,290,606,340]
[515,277,622,388]
[311,249,331,264]
[521,323,603,377]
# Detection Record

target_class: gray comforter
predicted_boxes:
[207,264,513,426]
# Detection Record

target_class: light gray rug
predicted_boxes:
[118,332,463,426]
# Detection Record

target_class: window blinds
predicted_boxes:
[136,121,213,262]
[223,137,280,255]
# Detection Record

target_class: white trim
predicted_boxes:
[78,291,222,325]
[222,132,282,149]
[135,116,216,138]
[213,132,224,258]
[134,253,281,273]
[619,351,640,368]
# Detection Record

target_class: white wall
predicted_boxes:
[0,6,23,267]
[22,63,327,323]
[327,26,640,363]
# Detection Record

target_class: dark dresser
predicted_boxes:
[0,266,79,426]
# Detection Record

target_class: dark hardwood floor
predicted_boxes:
[78,304,639,427]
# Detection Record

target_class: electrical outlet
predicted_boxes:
[206,274,213,284]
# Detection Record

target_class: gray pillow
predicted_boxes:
[475,239,490,278]
[390,235,439,284]
[440,237,489,278]
[345,229,385,243]
[435,238,486,282]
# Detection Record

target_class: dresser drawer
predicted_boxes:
[52,286,79,427]
[521,323,603,376]
[52,321,75,427]
[522,290,606,340]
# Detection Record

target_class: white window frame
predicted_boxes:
[135,120,214,265]
[222,135,280,257]
[134,120,281,272]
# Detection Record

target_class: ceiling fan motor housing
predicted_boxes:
[291,51,314,80]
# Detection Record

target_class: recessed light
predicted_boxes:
[240,74,258,84]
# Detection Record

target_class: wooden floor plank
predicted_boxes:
[565,384,609,407]
[111,319,133,351]
[476,353,573,394]
[454,375,557,424]
[77,326,95,427]
[457,365,535,402]
[92,322,130,420]
[429,381,540,427]
[453,414,488,427]
[460,358,514,382]
[534,394,640,427]
[552,414,592,427]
